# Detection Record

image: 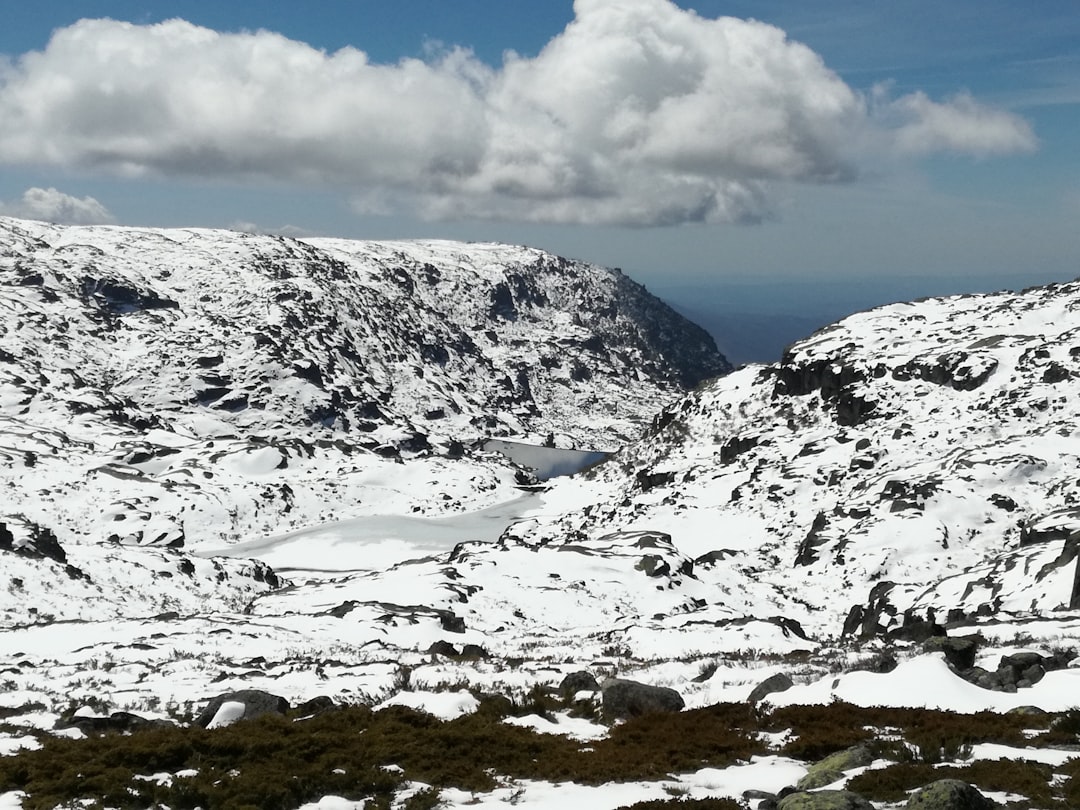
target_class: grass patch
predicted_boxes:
[848,758,1057,805]
[0,697,1070,809]
[766,702,1035,761]
[0,702,764,809]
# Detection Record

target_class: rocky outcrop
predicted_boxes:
[195,689,290,728]
[924,636,979,672]
[777,790,874,810]
[559,671,600,696]
[795,743,874,792]
[747,673,794,704]
[55,711,172,735]
[956,649,1075,692]
[600,678,684,720]
[903,779,994,809]
[0,518,67,564]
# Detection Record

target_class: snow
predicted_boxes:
[376,690,480,720]
[503,712,609,742]
[206,701,248,729]
[767,655,1080,713]
[201,492,542,572]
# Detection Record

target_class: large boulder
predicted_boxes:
[600,678,684,720]
[748,672,794,703]
[777,790,874,810]
[195,689,290,728]
[904,779,994,809]
[924,636,979,671]
[797,743,874,790]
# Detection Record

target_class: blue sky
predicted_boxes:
[1,1,1078,359]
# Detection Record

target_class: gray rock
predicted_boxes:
[195,689,289,728]
[777,789,874,809]
[904,779,994,809]
[1007,704,1047,716]
[796,742,875,791]
[426,640,460,657]
[559,670,600,696]
[748,672,795,703]
[1001,652,1044,671]
[924,635,978,671]
[56,711,172,734]
[600,677,684,720]
[294,696,335,717]
[796,768,846,790]
[1020,663,1046,684]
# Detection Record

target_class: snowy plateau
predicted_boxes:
[3,215,1080,808]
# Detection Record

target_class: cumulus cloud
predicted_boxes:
[0,0,1037,226]
[0,187,114,224]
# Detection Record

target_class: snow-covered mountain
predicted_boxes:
[482,276,1080,646]
[5,215,1080,804]
[0,216,727,626]
[212,274,1080,686]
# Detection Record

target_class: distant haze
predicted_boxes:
[656,271,1076,365]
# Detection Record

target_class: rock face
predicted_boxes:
[0,216,728,454]
[195,689,290,728]
[600,678,685,720]
[904,779,994,809]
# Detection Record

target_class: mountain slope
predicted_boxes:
[1,217,727,450]
[0,216,728,619]
[491,278,1080,642]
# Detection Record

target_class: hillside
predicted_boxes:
[3,220,1080,807]
[0,216,728,625]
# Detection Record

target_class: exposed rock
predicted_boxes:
[777,790,874,810]
[1007,705,1047,716]
[600,678,684,720]
[958,649,1069,691]
[426,641,460,657]
[924,635,979,671]
[903,779,994,809]
[56,710,172,734]
[294,696,335,717]
[559,670,600,696]
[195,689,289,728]
[747,673,794,704]
[0,518,67,564]
[796,768,845,790]
[796,743,875,791]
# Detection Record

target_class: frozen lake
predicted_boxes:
[199,491,543,573]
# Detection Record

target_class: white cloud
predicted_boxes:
[0,187,114,224]
[0,1,1037,226]
[229,220,316,238]
[872,87,1037,157]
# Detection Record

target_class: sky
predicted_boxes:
[1,1,1078,361]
